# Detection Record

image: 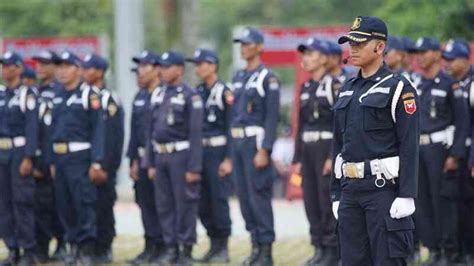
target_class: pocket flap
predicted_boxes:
[360,93,391,108]
[332,95,352,110]
[384,216,414,231]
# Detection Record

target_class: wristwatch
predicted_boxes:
[91,162,102,170]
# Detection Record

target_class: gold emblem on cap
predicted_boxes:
[351,17,362,30]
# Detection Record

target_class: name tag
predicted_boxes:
[53,98,63,104]
[369,87,390,94]
[300,93,309,100]
[233,82,243,89]
[170,97,185,105]
[339,91,354,97]
[431,89,447,97]
[134,100,145,106]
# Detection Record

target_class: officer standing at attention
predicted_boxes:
[127,50,164,264]
[442,39,474,264]
[385,36,409,76]
[50,51,106,265]
[31,50,66,262]
[412,37,469,265]
[293,38,340,266]
[21,65,37,87]
[231,27,280,266]
[145,50,203,265]
[331,16,419,265]
[327,41,350,84]
[187,48,233,263]
[82,53,124,263]
[0,51,39,265]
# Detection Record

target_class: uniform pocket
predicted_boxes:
[384,215,414,258]
[332,96,352,133]
[440,170,461,199]
[81,180,97,204]
[361,94,394,131]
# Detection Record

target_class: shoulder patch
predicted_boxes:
[401,92,415,100]
[90,93,101,110]
[403,99,417,115]
[108,102,117,116]
[224,90,234,105]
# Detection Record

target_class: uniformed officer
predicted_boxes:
[331,16,419,265]
[144,50,203,265]
[127,50,164,264]
[22,65,37,87]
[399,37,418,81]
[385,36,408,76]
[231,27,280,266]
[0,51,39,266]
[411,37,469,265]
[293,38,340,266]
[50,51,106,265]
[31,50,66,263]
[82,53,124,263]
[442,39,474,264]
[327,40,350,84]
[186,48,233,263]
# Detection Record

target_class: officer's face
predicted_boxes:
[195,62,217,80]
[58,63,81,86]
[1,64,22,82]
[444,58,470,77]
[36,61,56,81]
[240,43,263,60]
[82,67,104,85]
[161,65,183,84]
[327,55,341,70]
[302,50,322,72]
[349,40,384,67]
[22,77,36,87]
[137,64,159,87]
[416,50,440,70]
[385,49,404,69]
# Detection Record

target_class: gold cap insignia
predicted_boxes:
[351,17,362,30]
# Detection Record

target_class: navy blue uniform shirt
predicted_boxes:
[230,64,280,151]
[197,80,233,157]
[415,70,469,158]
[100,87,124,172]
[146,83,203,173]
[293,74,341,163]
[126,88,151,164]
[50,82,105,163]
[331,65,420,201]
[0,84,39,159]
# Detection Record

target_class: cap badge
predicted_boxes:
[350,17,362,30]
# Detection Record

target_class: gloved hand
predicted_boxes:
[332,201,340,220]
[389,197,415,219]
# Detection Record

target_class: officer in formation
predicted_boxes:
[0,51,39,265]
[127,50,164,264]
[411,37,469,265]
[326,41,351,84]
[332,16,419,265]
[293,38,341,266]
[82,53,125,263]
[31,50,66,263]
[21,65,37,87]
[144,50,203,265]
[187,48,233,263]
[231,27,280,266]
[442,39,474,264]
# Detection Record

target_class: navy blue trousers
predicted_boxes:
[231,136,275,244]
[95,170,117,253]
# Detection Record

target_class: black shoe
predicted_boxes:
[199,238,230,263]
[128,239,159,265]
[94,247,113,264]
[76,240,95,266]
[242,243,260,266]
[0,248,20,266]
[151,245,178,265]
[51,239,67,261]
[303,246,324,266]
[422,249,441,266]
[255,244,273,266]
[177,245,193,266]
[315,246,339,266]
[18,248,41,266]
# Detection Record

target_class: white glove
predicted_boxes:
[332,201,340,220]
[389,197,415,219]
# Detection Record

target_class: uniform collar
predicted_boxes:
[460,65,473,84]
[355,63,391,82]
